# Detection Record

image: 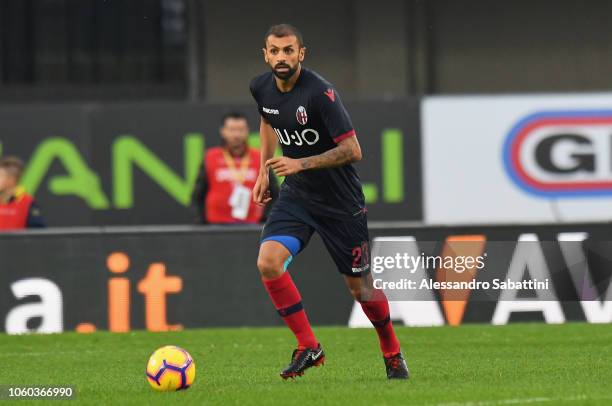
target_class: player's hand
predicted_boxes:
[253,172,272,207]
[266,156,302,177]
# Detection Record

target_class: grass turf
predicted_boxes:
[0,323,611,405]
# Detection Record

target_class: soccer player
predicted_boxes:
[250,24,409,380]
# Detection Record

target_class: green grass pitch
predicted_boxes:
[1,323,611,405]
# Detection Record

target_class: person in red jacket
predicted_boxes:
[191,112,278,224]
[0,156,45,230]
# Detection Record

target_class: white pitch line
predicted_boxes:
[0,350,109,357]
[435,394,594,406]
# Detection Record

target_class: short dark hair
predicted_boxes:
[264,24,304,48]
[0,156,24,180]
[220,111,248,127]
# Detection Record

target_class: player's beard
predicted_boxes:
[272,63,297,80]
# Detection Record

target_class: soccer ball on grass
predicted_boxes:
[145,345,196,391]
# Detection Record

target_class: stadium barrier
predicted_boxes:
[7,93,612,229]
[2,222,611,334]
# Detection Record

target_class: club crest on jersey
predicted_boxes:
[296,106,308,125]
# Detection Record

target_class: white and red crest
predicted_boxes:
[296,106,308,125]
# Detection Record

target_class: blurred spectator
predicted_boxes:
[0,156,45,230]
[191,112,278,224]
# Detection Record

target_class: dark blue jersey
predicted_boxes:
[249,67,365,218]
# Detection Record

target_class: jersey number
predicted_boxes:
[352,242,370,268]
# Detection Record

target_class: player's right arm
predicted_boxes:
[253,117,277,206]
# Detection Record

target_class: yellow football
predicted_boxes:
[145,345,196,391]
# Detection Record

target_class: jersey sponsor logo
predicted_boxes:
[273,128,320,146]
[324,88,335,102]
[263,107,280,115]
[296,106,308,125]
[503,109,612,197]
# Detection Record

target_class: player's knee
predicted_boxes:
[257,254,284,280]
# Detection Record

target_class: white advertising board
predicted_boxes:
[423,93,612,224]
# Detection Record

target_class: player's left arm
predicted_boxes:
[267,135,361,176]
[266,87,361,176]
[303,136,362,169]
[266,136,361,176]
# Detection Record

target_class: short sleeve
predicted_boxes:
[249,78,266,120]
[249,79,264,117]
[316,87,356,143]
[249,78,258,101]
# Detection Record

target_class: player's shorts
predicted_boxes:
[260,193,370,277]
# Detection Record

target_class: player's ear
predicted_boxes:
[299,47,306,62]
[262,48,268,63]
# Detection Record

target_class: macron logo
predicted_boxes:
[263,107,279,115]
[324,88,335,102]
